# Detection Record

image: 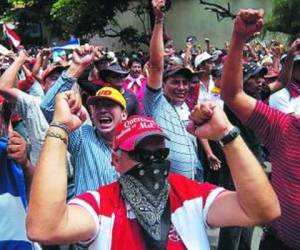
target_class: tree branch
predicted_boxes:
[199,0,236,21]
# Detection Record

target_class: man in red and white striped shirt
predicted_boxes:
[26,91,279,249]
[221,9,300,250]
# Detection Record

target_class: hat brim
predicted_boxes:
[86,95,125,110]
[195,54,212,68]
[99,69,129,81]
[191,70,205,77]
[118,131,169,151]
[244,66,267,82]
[42,66,65,82]
[163,68,193,81]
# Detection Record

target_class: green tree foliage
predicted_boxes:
[265,0,300,41]
[0,1,12,16]
[1,0,154,47]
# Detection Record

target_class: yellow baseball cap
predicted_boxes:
[86,87,126,110]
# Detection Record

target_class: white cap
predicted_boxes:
[107,51,118,64]
[194,52,212,68]
[211,50,223,62]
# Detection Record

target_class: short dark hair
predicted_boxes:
[128,58,143,68]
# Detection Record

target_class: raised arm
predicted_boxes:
[268,39,300,93]
[0,51,28,103]
[26,90,96,244]
[188,102,280,227]
[31,49,53,81]
[221,9,264,122]
[40,45,95,122]
[148,0,165,90]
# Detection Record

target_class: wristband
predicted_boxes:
[45,131,68,145]
[155,17,164,24]
[219,126,240,147]
[50,122,71,136]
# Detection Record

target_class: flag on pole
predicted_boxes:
[3,23,21,48]
[52,35,80,50]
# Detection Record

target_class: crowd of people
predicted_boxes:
[1,1,300,250]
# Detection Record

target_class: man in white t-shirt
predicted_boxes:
[269,55,300,115]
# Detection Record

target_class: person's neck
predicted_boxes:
[96,130,114,147]
[130,73,139,79]
[200,74,210,88]
[201,73,210,81]
[173,101,185,107]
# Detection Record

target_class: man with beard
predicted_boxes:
[26,90,280,249]
[123,58,147,113]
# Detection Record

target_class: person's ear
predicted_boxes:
[121,110,128,121]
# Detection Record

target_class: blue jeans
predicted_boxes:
[195,168,204,182]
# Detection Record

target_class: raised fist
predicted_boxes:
[72,44,95,68]
[152,0,165,19]
[187,102,233,141]
[287,38,300,57]
[53,90,87,132]
[233,9,264,40]
[7,131,28,166]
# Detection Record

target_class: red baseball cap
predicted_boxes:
[113,115,169,151]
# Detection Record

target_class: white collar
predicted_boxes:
[126,74,144,89]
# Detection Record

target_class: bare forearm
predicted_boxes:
[200,139,213,156]
[22,65,32,77]
[273,55,280,71]
[42,55,50,70]
[221,34,245,101]
[0,58,24,91]
[249,46,258,61]
[183,47,192,67]
[223,136,280,222]
[31,55,43,77]
[66,64,86,78]
[27,127,69,233]
[148,21,164,89]
[277,52,294,88]
[221,34,257,122]
[22,159,35,198]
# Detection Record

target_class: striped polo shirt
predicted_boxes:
[246,101,300,249]
[143,86,202,180]
[68,125,119,195]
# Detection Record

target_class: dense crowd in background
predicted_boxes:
[1,1,300,250]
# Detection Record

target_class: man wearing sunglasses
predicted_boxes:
[27,88,280,249]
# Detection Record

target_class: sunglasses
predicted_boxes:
[126,148,170,162]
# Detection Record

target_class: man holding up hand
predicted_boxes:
[26,87,279,249]
[221,8,300,250]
